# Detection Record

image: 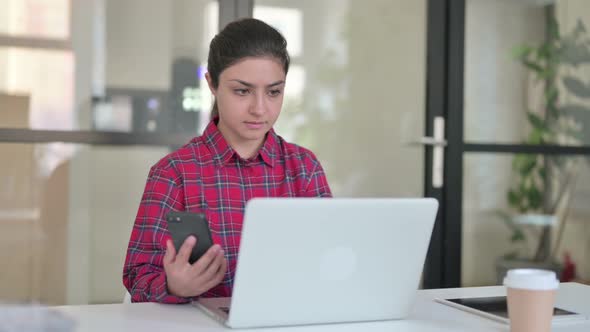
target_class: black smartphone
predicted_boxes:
[166,211,213,264]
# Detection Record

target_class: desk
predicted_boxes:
[54,283,590,332]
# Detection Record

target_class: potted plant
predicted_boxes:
[495,17,590,283]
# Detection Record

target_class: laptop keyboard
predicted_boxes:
[219,306,230,314]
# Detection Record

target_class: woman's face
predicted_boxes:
[207,57,286,149]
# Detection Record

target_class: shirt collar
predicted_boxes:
[203,119,278,167]
[259,128,278,167]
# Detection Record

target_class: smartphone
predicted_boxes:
[166,211,213,264]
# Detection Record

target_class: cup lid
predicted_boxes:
[503,269,559,290]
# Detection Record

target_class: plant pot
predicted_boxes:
[512,214,557,226]
[495,257,563,285]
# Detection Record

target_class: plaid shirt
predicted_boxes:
[123,120,332,303]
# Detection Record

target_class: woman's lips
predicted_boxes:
[245,121,265,130]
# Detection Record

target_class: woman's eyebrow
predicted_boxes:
[267,80,285,87]
[229,79,285,88]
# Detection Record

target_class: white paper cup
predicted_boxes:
[503,269,559,332]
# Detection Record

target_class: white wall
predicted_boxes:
[104,0,213,90]
[105,0,172,89]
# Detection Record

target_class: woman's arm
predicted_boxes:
[122,165,191,303]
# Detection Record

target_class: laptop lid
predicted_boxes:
[226,198,439,328]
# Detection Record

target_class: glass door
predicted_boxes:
[252,0,429,198]
[450,0,590,287]
[251,0,454,288]
[0,0,219,305]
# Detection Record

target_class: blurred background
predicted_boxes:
[0,0,589,305]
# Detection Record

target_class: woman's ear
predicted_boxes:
[205,72,217,96]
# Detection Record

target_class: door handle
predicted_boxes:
[408,117,446,188]
[410,136,447,147]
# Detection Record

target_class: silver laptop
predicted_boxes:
[194,198,439,329]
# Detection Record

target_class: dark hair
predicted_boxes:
[207,18,290,119]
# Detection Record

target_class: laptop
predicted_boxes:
[194,197,439,329]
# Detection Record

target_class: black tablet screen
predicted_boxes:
[446,296,577,319]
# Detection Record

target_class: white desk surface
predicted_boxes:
[53,282,590,332]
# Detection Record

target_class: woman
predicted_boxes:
[123,18,332,303]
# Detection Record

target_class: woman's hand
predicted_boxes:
[163,236,227,298]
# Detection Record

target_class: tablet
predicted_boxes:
[435,296,586,324]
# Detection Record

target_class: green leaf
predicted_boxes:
[522,60,544,73]
[529,128,545,144]
[536,43,551,60]
[527,185,543,210]
[527,112,546,129]
[508,189,520,207]
[563,77,590,99]
[517,183,528,211]
[545,87,558,105]
[513,154,537,174]
[561,41,590,66]
[547,104,560,119]
[511,231,526,243]
[512,45,533,60]
[512,154,523,167]
[548,18,560,40]
[573,19,587,38]
[540,65,558,80]
[539,168,546,179]
[522,155,537,175]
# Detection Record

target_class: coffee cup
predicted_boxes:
[503,269,559,332]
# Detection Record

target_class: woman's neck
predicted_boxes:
[232,139,265,159]
[217,121,265,159]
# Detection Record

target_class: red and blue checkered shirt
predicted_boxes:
[123,120,332,303]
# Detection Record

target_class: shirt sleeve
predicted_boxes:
[122,164,193,303]
[303,156,333,198]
